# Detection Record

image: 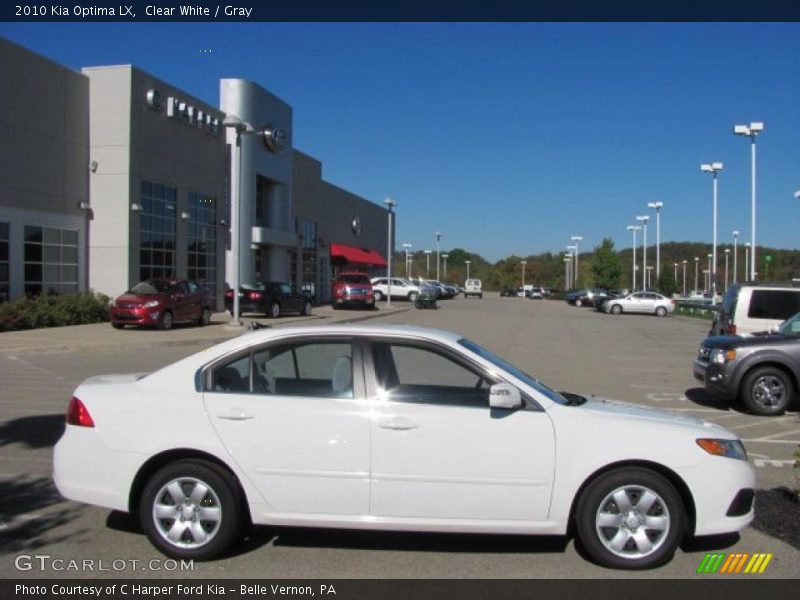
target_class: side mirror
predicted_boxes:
[489,382,522,410]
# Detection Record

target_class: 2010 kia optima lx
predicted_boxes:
[54,325,754,569]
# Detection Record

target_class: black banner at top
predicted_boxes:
[3,0,800,22]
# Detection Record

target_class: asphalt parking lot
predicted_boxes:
[1,295,798,579]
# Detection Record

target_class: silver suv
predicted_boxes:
[370,277,420,302]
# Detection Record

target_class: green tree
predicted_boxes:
[591,238,622,290]
[657,268,678,296]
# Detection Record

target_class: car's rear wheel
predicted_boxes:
[159,311,173,331]
[111,322,125,329]
[655,306,667,317]
[373,291,384,301]
[575,299,583,307]
[575,467,684,569]
[611,304,622,315]
[140,460,242,560]
[268,302,280,319]
[408,292,418,302]
[198,308,211,326]
[741,366,794,416]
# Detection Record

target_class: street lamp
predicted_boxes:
[435,232,442,281]
[694,257,700,293]
[383,198,397,306]
[465,259,471,281]
[563,256,571,290]
[707,253,713,293]
[744,242,751,282]
[701,162,723,297]
[734,121,764,281]
[570,235,583,286]
[442,254,449,280]
[647,201,664,282]
[521,260,527,297]
[402,243,412,279]
[424,250,432,277]
[682,260,687,297]
[627,225,641,291]
[724,248,730,289]
[703,269,710,293]
[646,266,654,290]
[673,262,678,284]
[732,230,739,284]
[635,215,649,289]
[223,114,257,326]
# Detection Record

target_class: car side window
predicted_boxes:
[371,341,495,409]
[187,281,199,294]
[748,290,800,320]
[279,283,292,295]
[211,354,251,393]
[252,341,354,398]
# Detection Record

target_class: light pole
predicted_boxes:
[636,215,649,290]
[627,225,640,291]
[465,260,471,281]
[732,230,739,284]
[707,254,713,293]
[694,257,700,293]
[744,242,751,282]
[222,114,257,326]
[435,232,442,281]
[563,256,571,290]
[647,202,664,281]
[734,121,764,281]
[673,262,678,285]
[424,250,432,278]
[402,243,412,279]
[566,245,577,287]
[724,248,730,289]
[383,198,396,306]
[646,266,654,290]
[701,162,723,297]
[570,235,583,286]
[703,269,710,293]
[521,260,527,297]
[442,254,449,280]
[682,260,687,297]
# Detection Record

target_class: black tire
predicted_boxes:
[332,304,340,310]
[268,302,280,319]
[740,366,794,416]
[139,460,242,561]
[111,322,125,330]
[159,311,173,331]
[575,299,583,307]
[374,290,384,301]
[611,304,622,316]
[408,292,418,302]
[575,467,685,570]
[198,307,211,327]
[301,301,312,316]
[655,306,667,317]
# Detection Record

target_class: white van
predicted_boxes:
[464,279,483,299]
[710,283,800,336]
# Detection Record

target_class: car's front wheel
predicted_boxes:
[373,291,384,301]
[655,306,667,317]
[268,302,281,319]
[741,366,794,416]
[140,460,242,560]
[198,307,211,326]
[575,467,684,569]
[159,311,173,331]
[408,292,418,302]
[575,299,583,307]
[611,304,622,315]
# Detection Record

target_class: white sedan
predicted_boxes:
[54,324,754,569]
[604,292,677,317]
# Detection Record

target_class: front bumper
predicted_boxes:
[693,359,737,399]
[109,307,161,326]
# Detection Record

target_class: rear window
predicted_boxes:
[337,274,370,284]
[748,290,800,320]
[129,280,170,294]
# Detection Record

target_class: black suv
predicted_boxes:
[693,311,800,415]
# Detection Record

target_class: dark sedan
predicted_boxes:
[109,279,214,330]
[225,282,312,318]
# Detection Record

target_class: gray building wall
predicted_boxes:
[0,37,90,300]
[84,65,227,307]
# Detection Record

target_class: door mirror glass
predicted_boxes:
[489,383,522,410]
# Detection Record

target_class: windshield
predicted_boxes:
[778,312,800,336]
[128,280,170,294]
[458,338,568,405]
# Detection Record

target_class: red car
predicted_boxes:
[109,279,214,330]
[331,272,375,310]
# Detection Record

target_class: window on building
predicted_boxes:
[290,219,318,299]
[23,225,79,296]
[139,181,177,282]
[0,222,9,302]
[187,192,217,298]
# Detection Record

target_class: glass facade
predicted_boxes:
[23,225,79,296]
[139,181,177,281]
[0,222,8,302]
[187,192,218,298]
[291,218,318,299]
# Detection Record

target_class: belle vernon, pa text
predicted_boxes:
[16,5,254,18]
[16,584,337,597]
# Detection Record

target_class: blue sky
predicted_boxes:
[2,22,799,262]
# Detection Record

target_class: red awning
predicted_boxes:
[330,243,387,268]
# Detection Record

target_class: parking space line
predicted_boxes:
[726,417,796,431]
[748,428,800,441]
[741,438,800,445]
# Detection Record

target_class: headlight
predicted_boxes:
[696,438,748,461]
[710,348,736,364]
[142,300,160,309]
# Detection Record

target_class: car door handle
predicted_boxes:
[217,410,255,421]
[378,417,419,431]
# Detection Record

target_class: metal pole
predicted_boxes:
[385,200,395,307]
[712,172,718,297]
[631,229,637,291]
[435,233,441,281]
[642,223,647,290]
[682,262,687,296]
[733,232,738,284]
[750,137,757,281]
[231,129,242,325]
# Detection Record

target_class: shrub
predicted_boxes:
[0,292,110,332]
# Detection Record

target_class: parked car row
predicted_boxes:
[109,279,215,330]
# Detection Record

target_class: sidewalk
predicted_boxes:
[0,303,411,356]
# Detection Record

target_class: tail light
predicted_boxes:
[66,396,95,428]
[247,291,262,300]
[224,290,233,299]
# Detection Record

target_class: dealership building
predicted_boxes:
[0,37,389,307]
